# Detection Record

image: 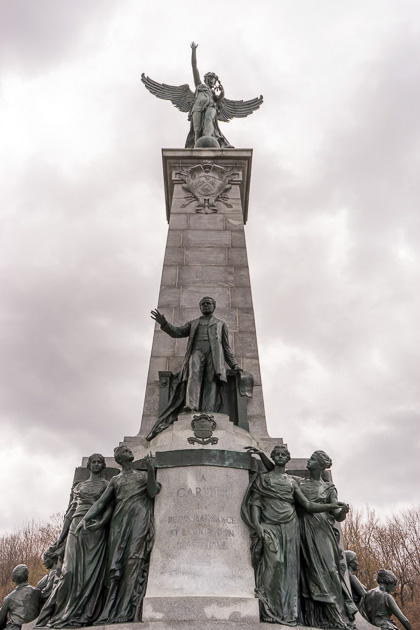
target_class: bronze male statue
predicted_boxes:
[141,42,263,148]
[148,297,240,440]
[0,565,41,630]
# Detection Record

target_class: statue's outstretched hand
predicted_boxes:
[191,41,198,49]
[151,309,167,326]
[244,446,265,456]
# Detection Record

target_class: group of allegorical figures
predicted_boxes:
[0,445,413,630]
[3,446,161,629]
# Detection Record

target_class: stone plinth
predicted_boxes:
[143,463,259,623]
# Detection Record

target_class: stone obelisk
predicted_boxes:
[117,148,284,624]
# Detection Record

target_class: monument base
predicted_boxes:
[25,612,375,630]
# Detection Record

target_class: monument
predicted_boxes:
[8,43,389,630]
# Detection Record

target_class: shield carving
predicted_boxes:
[188,413,218,445]
[176,161,238,213]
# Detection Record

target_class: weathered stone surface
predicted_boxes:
[234,267,251,287]
[161,266,178,286]
[180,286,230,308]
[231,287,253,308]
[147,412,258,453]
[143,597,259,623]
[178,266,234,287]
[147,357,168,383]
[234,332,258,358]
[166,230,183,247]
[157,287,181,308]
[185,247,227,266]
[225,215,245,231]
[169,214,189,230]
[164,246,185,266]
[151,330,176,356]
[143,457,259,622]
[189,214,225,230]
[238,309,256,331]
[183,230,231,248]
[231,232,246,248]
[228,248,248,266]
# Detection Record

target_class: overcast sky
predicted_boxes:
[1,0,419,534]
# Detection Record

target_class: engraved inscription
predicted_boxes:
[167,484,238,551]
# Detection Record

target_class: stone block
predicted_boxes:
[246,385,265,416]
[228,248,248,266]
[178,266,234,287]
[157,287,181,308]
[169,214,188,230]
[161,266,178,286]
[225,215,245,231]
[185,247,227,266]
[180,286,231,308]
[220,199,243,214]
[231,232,246,248]
[238,309,256,331]
[234,267,250,287]
[183,230,231,248]
[234,332,258,358]
[164,247,184,266]
[166,230,182,247]
[231,287,253,308]
[151,330,176,357]
[141,382,160,416]
[143,597,259,623]
[189,214,225,230]
[144,465,257,604]
[147,356,168,383]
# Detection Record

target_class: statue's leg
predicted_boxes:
[201,350,217,411]
[202,107,217,138]
[185,350,205,411]
[192,111,202,143]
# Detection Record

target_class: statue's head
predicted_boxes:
[377,569,397,592]
[12,564,29,585]
[345,550,358,572]
[114,445,134,465]
[87,453,106,472]
[199,296,216,315]
[307,450,332,471]
[43,548,56,570]
[270,444,291,465]
[204,72,218,88]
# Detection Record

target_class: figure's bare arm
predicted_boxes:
[244,447,274,471]
[328,487,350,522]
[387,594,412,630]
[294,485,348,514]
[145,453,160,498]
[191,42,200,87]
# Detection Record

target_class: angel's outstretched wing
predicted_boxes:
[141,74,195,113]
[217,95,264,123]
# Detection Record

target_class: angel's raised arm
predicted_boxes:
[191,42,200,87]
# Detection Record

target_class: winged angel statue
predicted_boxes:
[141,42,263,148]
